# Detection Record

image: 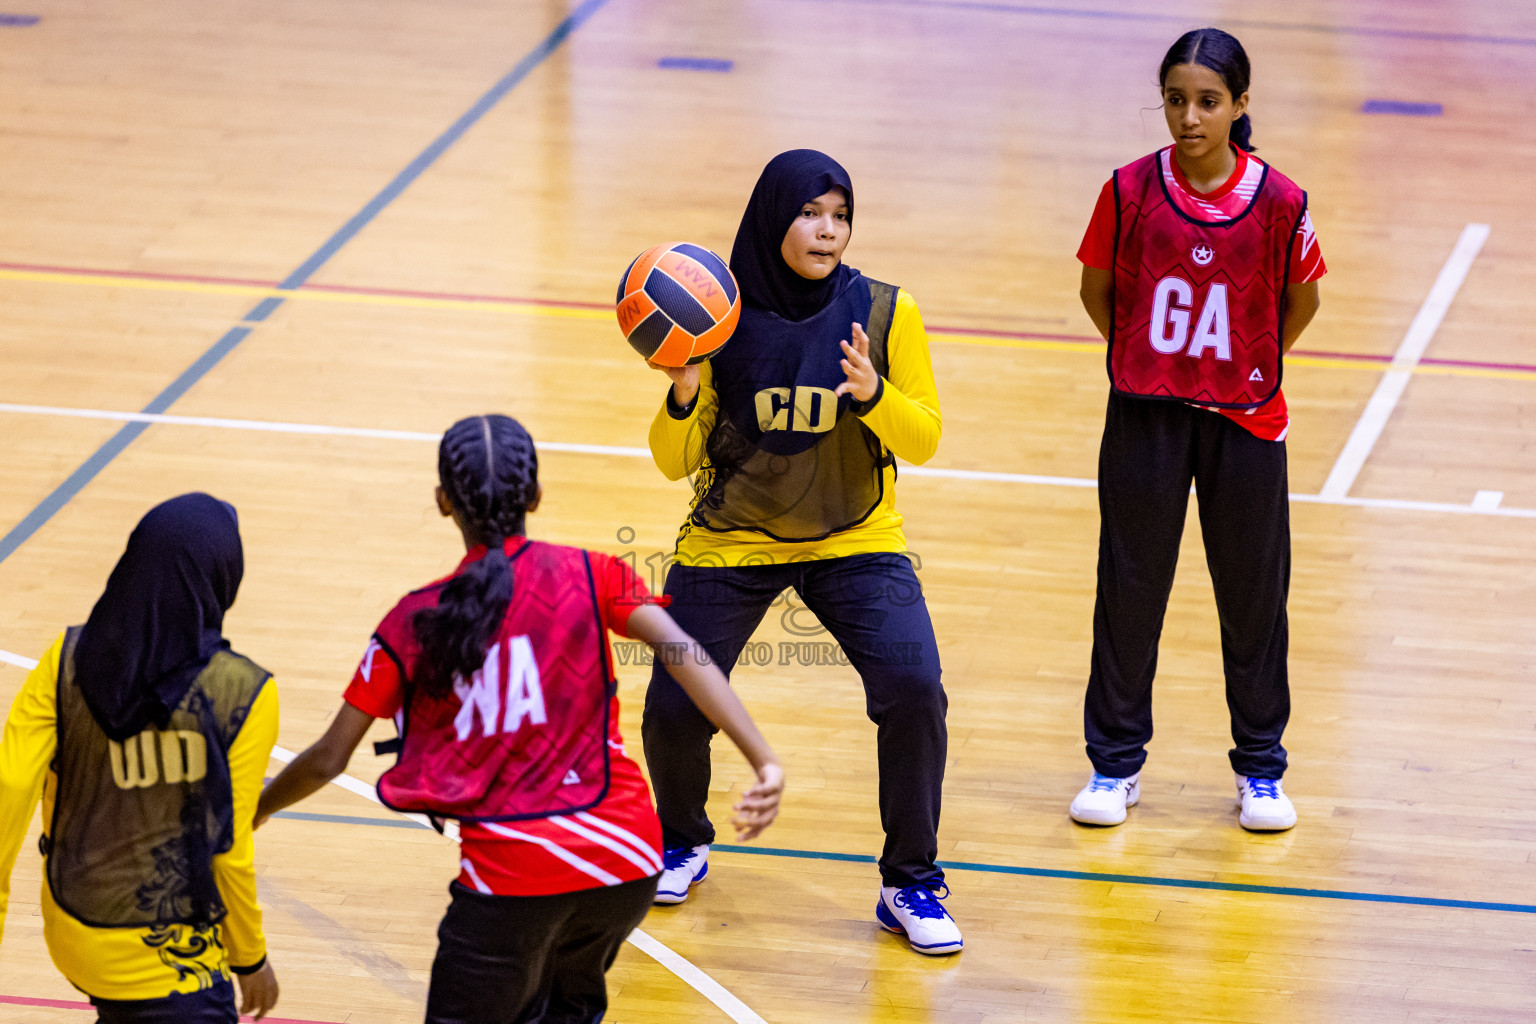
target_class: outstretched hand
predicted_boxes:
[731,762,784,841]
[835,322,878,403]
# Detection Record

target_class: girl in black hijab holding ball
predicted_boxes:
[644,149,961,955]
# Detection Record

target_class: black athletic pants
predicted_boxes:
[424,876,658,1024]
[642,552,946,889]
[1085,393,1291,780]
[90,979,236,1023]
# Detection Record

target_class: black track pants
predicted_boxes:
[1085,393,1291,780]
[424,875,658,1024]
[642,553,946,888]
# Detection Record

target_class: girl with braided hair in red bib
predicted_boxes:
[1070,28,1324,832]
[257,414,782,1024]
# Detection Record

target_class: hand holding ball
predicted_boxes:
[616,242,740,368]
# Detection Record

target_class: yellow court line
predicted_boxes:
[0,268,276,299]
[929,334,1103,355]
[1286,355,1536,382]
[0,267,611,321]
[934,334,1536,382]
[3,267,1532,382]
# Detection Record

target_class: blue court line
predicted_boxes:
[711,844,1536,915]
[813,0,1536,49]
[0,14,39,26]
[0,0,611,566]
[265,804,1536,916]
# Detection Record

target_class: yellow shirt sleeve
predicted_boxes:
[0,633,62,946]
[647,360,718,482]
[212,678,278,969]
[858,289,942,465]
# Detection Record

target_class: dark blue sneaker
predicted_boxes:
[654,845,709,904]
[876,881,963,955]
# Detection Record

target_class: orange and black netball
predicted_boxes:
[615,242,740,367]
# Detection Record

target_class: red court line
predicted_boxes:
[922,323,1101,344]
[303,279,606,311]
[2,259,1532,374]
[0,992,340,1022]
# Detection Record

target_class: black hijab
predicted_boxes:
[75,493,244,742]
[729,149,856,322]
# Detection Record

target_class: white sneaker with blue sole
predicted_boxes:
[653,845,709,904]
[876,882,963,955]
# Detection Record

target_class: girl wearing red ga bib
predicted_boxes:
[1070,29,1324,833]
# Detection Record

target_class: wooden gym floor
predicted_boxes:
[2,1,1535,1021]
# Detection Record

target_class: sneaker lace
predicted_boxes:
[1089,773,1127,793]
[1247,777,1281,799]
[662,847,697,871]
[892,881,952,920]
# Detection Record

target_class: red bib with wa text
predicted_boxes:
[374,542,613,822]
[1109,150,1307,408]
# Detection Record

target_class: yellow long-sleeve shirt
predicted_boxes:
[649,288,941,564]
[0,633,277,999]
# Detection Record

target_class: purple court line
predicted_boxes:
[1301,348,1536,373]
[805,0,1536,49]
[3,259,1534,375]
[0,993,337,1023]
[657,56,734,71]
[1362,99,1443,116]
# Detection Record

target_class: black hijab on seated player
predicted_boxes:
[729,149,857,323]
[74,492,244,742]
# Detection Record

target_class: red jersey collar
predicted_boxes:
[456,535,531,573]
[1167,143,1249,202]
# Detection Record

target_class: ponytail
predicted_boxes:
[1231,112,1254,152]
[413,415,539,697]
[1160,28,1256,151]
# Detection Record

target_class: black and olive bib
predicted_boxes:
[691,273,898,542]
[45,627,268,929]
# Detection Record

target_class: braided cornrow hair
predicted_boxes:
[412,414,540,697]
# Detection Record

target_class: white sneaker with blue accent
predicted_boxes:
[1236,775,1296,831]
[876,882,964,955]
[653,845,709,904]
[1069,771,1140,825]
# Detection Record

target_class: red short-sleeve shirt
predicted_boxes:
[1078,146,1326,442]
[345,540,667,896]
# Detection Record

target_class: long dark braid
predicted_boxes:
[412,415,540,697]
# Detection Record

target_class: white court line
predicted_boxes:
[902,464,1098,488]
[1319,223,1491,500]
[0,649,39,670]
[0,403,652,458]
[0,400,1531,519]
[0,643,766,1024]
